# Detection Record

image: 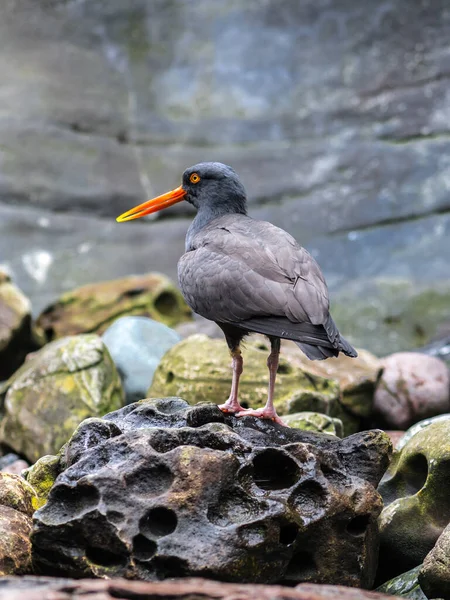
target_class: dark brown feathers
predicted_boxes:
[178,213,357,360]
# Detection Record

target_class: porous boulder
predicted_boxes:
[32,398,391,586]
[102,316,181,404]
[0,271,42,380]
[419,523,450,600]
[378,419,450,582]
[36,274,191,342]
[149,336,340,417]
[0,335,124,462]
[0,472,36,576]
[373,352,450,430]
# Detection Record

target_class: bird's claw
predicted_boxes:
[236,408,288,427]
[218,400,247,414]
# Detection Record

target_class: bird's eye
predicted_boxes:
[190,173,200,184]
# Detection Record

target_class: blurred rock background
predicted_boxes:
[0,0,449,356]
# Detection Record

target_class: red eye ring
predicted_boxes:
[190,173,200,184]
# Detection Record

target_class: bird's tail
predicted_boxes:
[231,314,357,361]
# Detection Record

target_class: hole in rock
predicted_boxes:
[140,507,178,538]
[403,453,428,496]
[347,514,370,537]
[277,362,292,375]
[50,484,100,522]
[44,326,55,341]
[85,546,125,567]
[152,556,188,579]
[207,488,265,527]
[292,480,328,518]
[279,523,299,545]
[166,371,174,383]
[154,291,178,316]
[106,510,124,524]
[283,550,317,582]
[124,463,174,496]
[252,449,299,491]
[133,535,157,561]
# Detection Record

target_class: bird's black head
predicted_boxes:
[116,161,247,224]
[181,162,248,216]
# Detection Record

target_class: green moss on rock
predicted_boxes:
[23,455,61,510]
[281,412,343,436]
[0,334,125,462]
[36,273,192,341]
[149,335,340,416]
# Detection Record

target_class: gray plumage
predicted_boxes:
[177,163,357,361]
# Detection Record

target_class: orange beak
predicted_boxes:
[116,185,187,222]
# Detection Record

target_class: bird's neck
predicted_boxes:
[185,202,247,251]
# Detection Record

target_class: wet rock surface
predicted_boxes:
[376,566,426,600]
[0,577,404,600]
[36,274,191,342]
[373,352,450,430]
[32,398,391,586]
[378,419,450,582]
[102,316,181,404]
[0,335,124,462]
[419,523,450,600]
[0,473,36,576]
[149,335,341,418]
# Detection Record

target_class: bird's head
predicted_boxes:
[116,162,247,222]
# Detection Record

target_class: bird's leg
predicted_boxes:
[218,346,247,414]
[237,338,287,426]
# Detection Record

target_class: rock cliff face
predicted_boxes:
[0,0,449,353]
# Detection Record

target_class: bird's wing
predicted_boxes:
[178,215,330,325]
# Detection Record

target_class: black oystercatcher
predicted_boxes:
[117,162,357,425]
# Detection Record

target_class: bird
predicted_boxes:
[116,162,357,426]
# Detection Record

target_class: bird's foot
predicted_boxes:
[218,398,248,414]
[236,407,288,426]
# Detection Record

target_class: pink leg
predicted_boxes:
[237,338,287,426]
[218,348,247,414]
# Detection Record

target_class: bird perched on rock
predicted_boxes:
[117,162,357,425]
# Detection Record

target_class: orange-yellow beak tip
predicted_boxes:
[116,185,186,223]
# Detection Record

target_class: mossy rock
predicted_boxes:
[419,523,450,600]
[0,335,124,463]
[376,565,427,599]
[35,273,192,341]
[149,335,340,416]
[23,455,61,511]
[378,419,450,582]
[0,472,37,576]
[0,271,43,379]
[0,472,36,517]
[282,342,381,420]
[281,411,343,437]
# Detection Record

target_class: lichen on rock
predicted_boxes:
[35,274,192,341]
[0,472,37,576]
[149,335,340,417]
[0,334,124,462]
